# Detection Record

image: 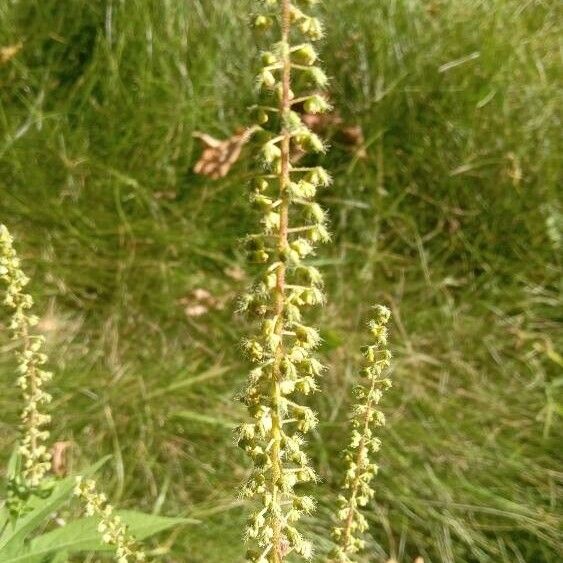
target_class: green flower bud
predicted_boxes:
[294,129,325,153]
[296,408,318,432]
[255,108,269,124]
[306,202,326,223]
[292,44,318,65]
[300,16,324,40]
[307,223,330,243]
[289,179,317,199]
[290,238,314,258]
[295,325,321,348]
[303,287,325,306]
[297,465,316,482]
[252,193,274,210]
[304,94,331,114]
[261,141,282,164]
[307,166,332,187]
[308,66,328,86]
[253,15,273,30]
[243,339,264,362]
[253,177,270,192]
[285,110,303,130]
[262,211,280,233]
[261,51,278,66]
[289,5,306,22]
[259,68,277,89]
[280,379,296,395]
[296,376,317,395]
[281,357,298,379]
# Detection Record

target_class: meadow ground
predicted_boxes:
[0,1,561,561]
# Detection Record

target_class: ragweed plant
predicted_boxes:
[0,225,180,561]
[236,1,331,561]
[330,307,393,562]
[0,224,53,499]
[74,478,146,562]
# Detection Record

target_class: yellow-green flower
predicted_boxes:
[74,477,146,562]
[330,306,393,561]
[238,1,331,561]
[0,224,52,489]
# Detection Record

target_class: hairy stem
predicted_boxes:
[22,327,39,474]
[269,1,292,561]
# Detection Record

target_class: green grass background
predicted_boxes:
[0,0,561,561]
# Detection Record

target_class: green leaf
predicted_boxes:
[0,552,43,563]
[0,511,195,562]
[0,456,110,553]
[6,446,21,480]
[48,551,68,563]
[171,409,238,428]
[0,503,9,533]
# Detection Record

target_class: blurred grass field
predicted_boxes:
[0,0,561,561]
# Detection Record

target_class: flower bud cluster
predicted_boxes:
[330,306,392,562]
[238,1,331,561]
[74,477,146,562]
[254,1,324,42]
[0,224,52,490]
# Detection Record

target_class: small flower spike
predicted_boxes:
[0,224,52,490]
[238,1,331,561]
[330,306,393,562]
[74,477,146,562]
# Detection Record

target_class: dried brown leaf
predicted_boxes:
[302,111,344,133]
[339,124,367,158]
[0,42,23,64]
[224,266,245,281]
[193,126,259,179]
[51,441,72,477]
[194,92,367,177]
[180,287,226,317]
[191,288,212,302]
[184,304,209,318]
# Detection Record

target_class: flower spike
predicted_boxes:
[74,478,146,562]
[238,1,330,561]
[0,224,52,492]
[330,306,393,561]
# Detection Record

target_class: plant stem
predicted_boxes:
[22,326,39,474]
[269,1,292,561]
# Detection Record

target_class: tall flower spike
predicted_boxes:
[74,478,146,563]
[330,306,393,562]
[238,1,331,561]
[0,224,52,490]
